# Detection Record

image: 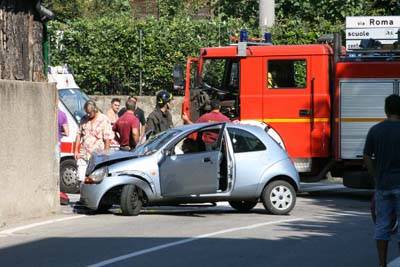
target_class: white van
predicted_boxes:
[49,65,89,193]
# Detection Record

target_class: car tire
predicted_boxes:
[261,180,296,215]
[120,184,142,216]
[60,159,80,194]
[229,200,258,212]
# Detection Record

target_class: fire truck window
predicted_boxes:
[228,128,266,153]
[202,59,225,90]
[267,60,307,89]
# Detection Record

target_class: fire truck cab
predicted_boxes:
[49,65,89,193]
[176,35,400,189]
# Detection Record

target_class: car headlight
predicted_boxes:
[85,166,108,184]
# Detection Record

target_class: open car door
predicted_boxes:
[159,123,226,197]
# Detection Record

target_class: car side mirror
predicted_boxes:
[173,64,185,91]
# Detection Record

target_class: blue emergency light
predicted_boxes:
[240,29,248,42]
[264,32,272,44]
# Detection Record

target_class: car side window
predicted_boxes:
[228,128,266,153]
[173,127,223,155]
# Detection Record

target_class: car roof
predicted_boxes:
[174,122,266,136]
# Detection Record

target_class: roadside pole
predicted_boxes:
[259,0,275,34]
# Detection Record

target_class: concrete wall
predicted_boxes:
[0,80,59,227]
[90,95,184,126]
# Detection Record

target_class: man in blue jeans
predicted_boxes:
[364,94,400,267]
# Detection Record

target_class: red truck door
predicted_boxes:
[263,57,312,160]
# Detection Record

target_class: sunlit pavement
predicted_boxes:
[0,181,397,267]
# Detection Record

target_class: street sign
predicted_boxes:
[345,16,400,50]
[346,40,395,50]
[346,28,399,40]
[346,16,400,29]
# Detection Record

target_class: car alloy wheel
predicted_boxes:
[261,180,296,215]
[270,185,292,211]
[60,159,80,194]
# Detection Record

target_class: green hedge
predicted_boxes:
[48,0,398,96]
[49,16,250,95]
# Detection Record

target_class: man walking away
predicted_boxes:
[74,100,113,182]
[363,94,400,267]
[113,99,140,151]
[145,90,173,137]
[106,98,121,125]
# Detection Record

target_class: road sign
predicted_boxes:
[346,40,395,50]
[346,28,399,40]
[345,16,400,50]
[346,16,400,29]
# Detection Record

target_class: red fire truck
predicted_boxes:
[175,33,400,189]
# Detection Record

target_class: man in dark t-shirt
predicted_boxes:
[113,99,140,150]
[363,94,400,267]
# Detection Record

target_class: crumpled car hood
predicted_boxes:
[86,150,138,175]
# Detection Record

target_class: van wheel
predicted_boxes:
[60,159,80,194]
[120,184,142,216]
[229,200,258,212]
[261,180,296,215]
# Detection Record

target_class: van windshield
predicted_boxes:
[58,88,89,123]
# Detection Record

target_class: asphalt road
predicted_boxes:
[0,183,398,267]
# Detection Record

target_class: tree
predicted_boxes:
[0,0,46,81]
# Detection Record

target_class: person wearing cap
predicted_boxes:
[145,90,174,137]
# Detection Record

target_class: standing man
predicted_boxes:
[182,99,230,124]
[118,96,146,136]
[106,98,121,125]
[74,100,113,182]
[363,94,400,267]
[113,99,140,151]
[145,90,174,137]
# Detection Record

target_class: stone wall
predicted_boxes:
[0,80,59,227]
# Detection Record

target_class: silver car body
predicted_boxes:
[81,123,300,210]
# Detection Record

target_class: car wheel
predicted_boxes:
[120,184,142,216]
[60,159,80,194]
[229,200,258,212]
[261,180,296,215]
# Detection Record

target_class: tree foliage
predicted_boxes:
[49,16,247,95]
[47,0,399,95]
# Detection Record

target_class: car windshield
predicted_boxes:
[134,129,182,156]
[58,88,89,123]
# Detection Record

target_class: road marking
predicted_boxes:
[87,217,303,267]
[389,256,400,267]
[0,215,86,236]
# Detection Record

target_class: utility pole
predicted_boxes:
[259,0,275,34]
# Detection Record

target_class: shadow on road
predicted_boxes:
[0,191,386,267]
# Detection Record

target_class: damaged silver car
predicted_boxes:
[80,122,300,215]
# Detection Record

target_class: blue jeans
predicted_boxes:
[375,188,400,240]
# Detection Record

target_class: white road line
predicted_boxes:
[388,256,400,267]
[87,217,304,267]
[0,215,86,236]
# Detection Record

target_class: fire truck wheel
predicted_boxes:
[60,159,80,194]
[120,184,143,216]
[229,200,258,212]
[261,180,296,215]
